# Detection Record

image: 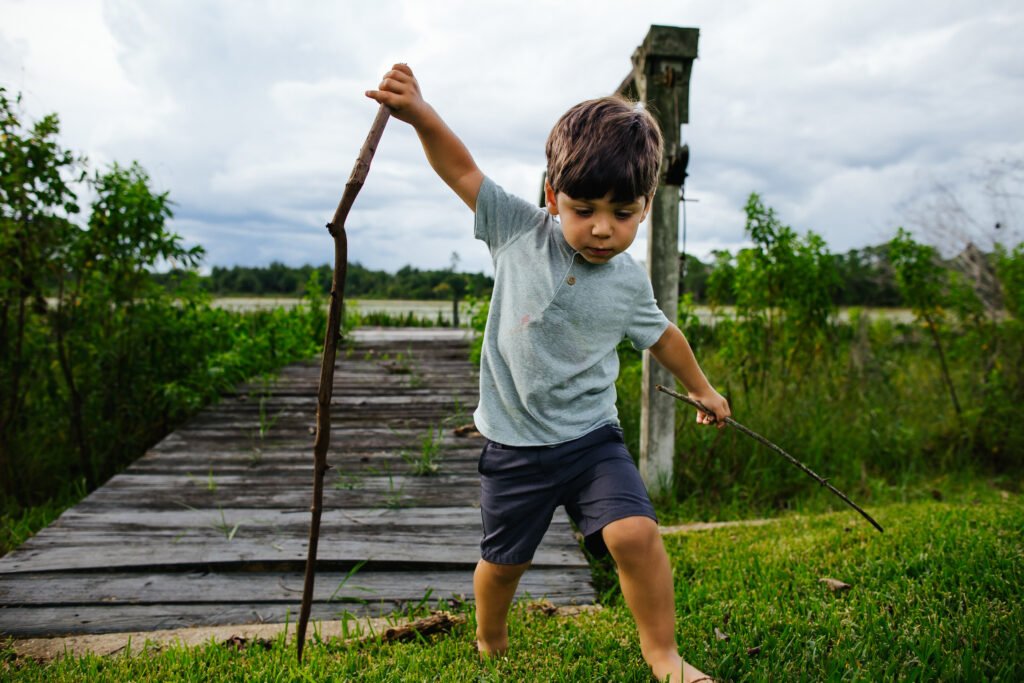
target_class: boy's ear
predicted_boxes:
[544,181,559,215]
[639,194,654,221]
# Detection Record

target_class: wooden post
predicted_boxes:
[616,26,698,496]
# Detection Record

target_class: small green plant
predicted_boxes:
[404,347,425,388]
[327,559,375,604]
[185,468,217,492]
[248,393,284,465]
[442,391,471,428]
[380,467,409,510]
[175,503,258,541]
[208,506,255,540]
[402,425,444,476]
[333,469,366,491]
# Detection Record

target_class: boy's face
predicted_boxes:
[545,182,652,264]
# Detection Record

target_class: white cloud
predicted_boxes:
[2,0,1023,273]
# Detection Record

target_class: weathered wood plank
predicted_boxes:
[33,506,538,531]
[0,568,593,606]
[0,604,395,637]
[0,507,582,573]
[71,475,483,511]
[124,452,482,475]
[0,534,583,573]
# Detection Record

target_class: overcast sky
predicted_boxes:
[4,0,1023,274]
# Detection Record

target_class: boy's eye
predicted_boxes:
[615,211,634,220]
[574,208,593,217]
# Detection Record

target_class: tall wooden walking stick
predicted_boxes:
[296,103,391,661]
[655,385,884,533]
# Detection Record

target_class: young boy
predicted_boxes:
[367,64,730,683]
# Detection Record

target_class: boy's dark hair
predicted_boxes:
[545,96,664,203]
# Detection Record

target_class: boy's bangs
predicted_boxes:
[558,156,649,204]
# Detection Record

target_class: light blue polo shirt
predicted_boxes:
[473,177,670,446]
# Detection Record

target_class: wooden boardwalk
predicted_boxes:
[0,328,594,637]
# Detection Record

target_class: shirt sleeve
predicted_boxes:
[474,176,549,255]
[625,272,671,350]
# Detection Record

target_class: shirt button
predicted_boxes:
[567,276,576,285]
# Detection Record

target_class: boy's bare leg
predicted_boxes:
[473,558,531,656]
[602,516,710,683]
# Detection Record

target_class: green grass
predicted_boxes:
[0,478,87,557]
[4,497,1021,681]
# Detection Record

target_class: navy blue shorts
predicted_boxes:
[477,424,657,565]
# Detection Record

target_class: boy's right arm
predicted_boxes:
[366,64,484,211]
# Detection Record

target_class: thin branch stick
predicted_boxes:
[654,384,884,533]
[297,103,391,662]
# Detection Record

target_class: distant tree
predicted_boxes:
[831,245,903,307]
[679,252,712,302]
[888,228,961,416]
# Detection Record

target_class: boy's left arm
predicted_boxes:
[648,324,731,428]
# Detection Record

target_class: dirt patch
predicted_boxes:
[11,614,397,663]
[10,604,604,664]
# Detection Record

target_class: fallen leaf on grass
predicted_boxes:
[714,627,730,641]
[747,646,762,657]
[525,601,601,618]
[222,635,272,651]
[527,601,559,616]
[819,578,852,593]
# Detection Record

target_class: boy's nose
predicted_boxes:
[592,217,613,237]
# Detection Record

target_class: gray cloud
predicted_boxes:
[2,0,1022,275]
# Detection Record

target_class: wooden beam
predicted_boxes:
[619,26,699,496]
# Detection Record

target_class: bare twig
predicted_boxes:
[297,103,392,662]
[374,611,467,644]
[654,384,884,533]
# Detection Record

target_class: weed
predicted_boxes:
[333,469,366,491]
[380,467,409,510]
[402,424,444,476]
[175,503,258,540]
[328,559,376,604]
[442,391,471,428]
[248,380,285,465]
[404,347,425,388]
[185,468,217,492]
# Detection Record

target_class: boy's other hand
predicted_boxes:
[366,63,429,126]
[690,388,730,429]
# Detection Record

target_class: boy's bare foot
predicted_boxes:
[651,655,713,683]
[473,637,509,659]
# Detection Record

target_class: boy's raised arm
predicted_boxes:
[366,64,484,211]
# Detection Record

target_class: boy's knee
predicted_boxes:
[477,558,531,584]
[602,516,661,560]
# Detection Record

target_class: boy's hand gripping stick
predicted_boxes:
[297,103,391,662]
[655,384,884,533]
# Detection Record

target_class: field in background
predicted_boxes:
[213,297,475,326]
[212,297,918,326]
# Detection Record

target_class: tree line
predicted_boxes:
[167,261,496,301]
[183,243,926,308]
